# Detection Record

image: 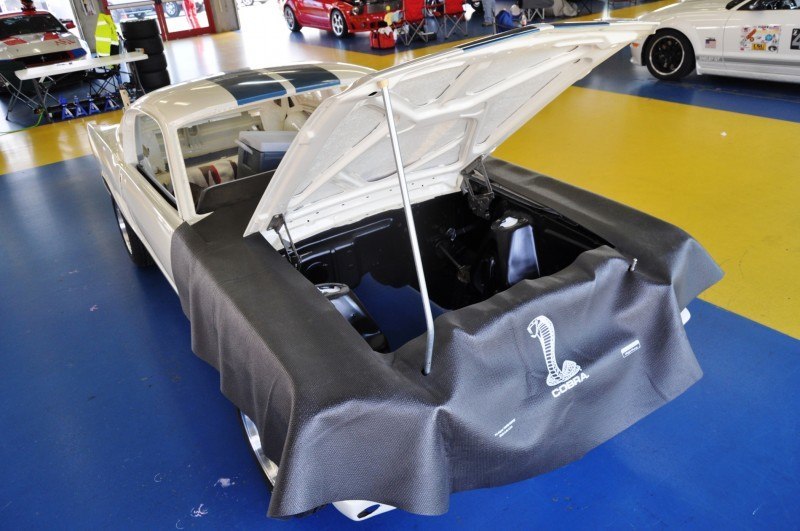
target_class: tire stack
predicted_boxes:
[119,19,171,93]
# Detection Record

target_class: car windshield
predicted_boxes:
[0,14,65,39]
[176,87,344,210]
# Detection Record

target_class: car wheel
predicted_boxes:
[163,2,180,17]
[112,201,154,267]
[330,9,348,38]
[284,6,302,31]
[138,68,172,92]
[133,52,167,74]
[123,36,165,55]
[242,0,254,5]
[119,18,160,40]
[644,29,695,81]
[238,410,326,518]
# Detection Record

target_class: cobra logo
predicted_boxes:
[527,315,589,398]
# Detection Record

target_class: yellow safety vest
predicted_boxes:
[95,13,119,56]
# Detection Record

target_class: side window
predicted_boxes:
[135,114,176,206]
[745,0,797,9]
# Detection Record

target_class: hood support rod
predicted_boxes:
[378,79,435,375]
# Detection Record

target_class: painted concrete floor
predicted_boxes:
[0,2,798,528]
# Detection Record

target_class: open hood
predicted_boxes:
[245,21,655,244]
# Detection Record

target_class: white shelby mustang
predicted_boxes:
[630,0,800,83]
[527,315,589,398]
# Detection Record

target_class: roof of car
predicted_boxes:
[0,10,53,18]
[131,63,375,128]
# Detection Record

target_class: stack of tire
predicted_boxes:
[119,19,171,93]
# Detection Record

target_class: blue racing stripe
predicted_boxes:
[208,69,287,106]
[552,21,612,28]
[269,64,341,93]
[458,25,540,51]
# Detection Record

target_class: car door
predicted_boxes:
[292,0,326,26]
[118,112,183,282]
[723,0,800,80]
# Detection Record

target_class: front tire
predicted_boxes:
[163,1,180,17]
[330,9,348,38]
[644,29,695,81]
[284,6,302,31]
[112,201,154,267]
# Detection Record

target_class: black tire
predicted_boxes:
[134,52,167,74]
[330,9,348,38]
[123,36,164,56]
[242,0,254,5]
[164,1,181,17]
[119,19,160,40]
[644,29,695,81]
[139,69,171,91]
[284,6,301,31]
[112,201,154,267]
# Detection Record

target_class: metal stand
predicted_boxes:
[378,79,436,375]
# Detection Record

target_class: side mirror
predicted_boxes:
[61,18,76,29]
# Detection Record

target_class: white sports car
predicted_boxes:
[630,0,800,82]
[88,22,723,521]
[0,10,89,67]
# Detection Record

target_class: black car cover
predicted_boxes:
[170,158,723,517]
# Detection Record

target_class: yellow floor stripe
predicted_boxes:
[0,112,121,175]
[496,86,800,338]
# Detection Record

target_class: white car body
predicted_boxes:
[630,0,800,82]
[0,11,88,66]
[88,21,657,520]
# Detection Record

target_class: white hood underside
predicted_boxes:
[244,22,655,247]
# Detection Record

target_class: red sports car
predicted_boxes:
[282,0,400,38]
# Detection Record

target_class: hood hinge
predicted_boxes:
[268,214,301,268]
[461,157,495,219]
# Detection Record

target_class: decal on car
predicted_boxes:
[704,37,716,49]
[740,25,781,53]
[527,315,588,398]
[792,28,800,51]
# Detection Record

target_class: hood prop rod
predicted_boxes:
[378,79,435,375]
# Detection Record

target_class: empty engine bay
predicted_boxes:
[292,179,611,350]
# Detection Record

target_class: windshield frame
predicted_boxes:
[0,13,67,39]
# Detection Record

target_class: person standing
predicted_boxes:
[182,0,200,29]
[20,0,36,12]
[481,0,495,26]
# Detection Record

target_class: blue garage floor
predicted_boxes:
[575,48,800,123]
[1,155,798,528]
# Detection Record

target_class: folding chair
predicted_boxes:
[521,0,553,21]
[402,0,429,45]
[84,65,122,99]
[442,0,467,39]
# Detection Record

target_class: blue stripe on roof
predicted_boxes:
[552,21,612,28]
[270,64,341,93]
[458,25,540,51]
[459,21,614,51]
[208,70,287,106]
